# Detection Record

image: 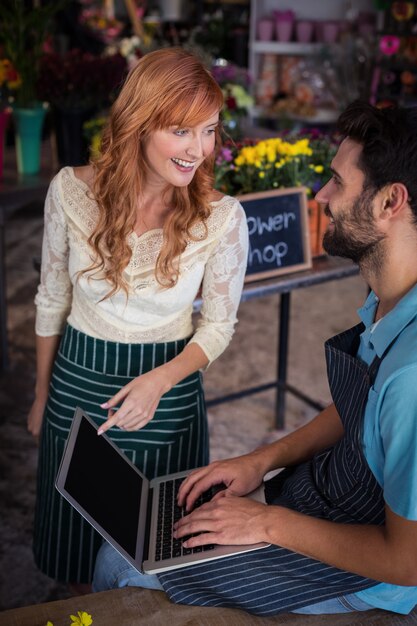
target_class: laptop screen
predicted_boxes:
[62,415,143,558]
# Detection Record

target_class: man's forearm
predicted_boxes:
[263,504,417,586]
[249,403,345,476]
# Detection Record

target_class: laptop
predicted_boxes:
[55,407,269,575]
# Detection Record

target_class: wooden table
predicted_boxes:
[195,255,361,429]
[2,586,415,626]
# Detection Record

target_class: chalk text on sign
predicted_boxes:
[247,211,296,268]
[246,211,296,236]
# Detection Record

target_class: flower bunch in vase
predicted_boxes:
[79,1,125,44]
[0,0,63,108]
[37,49,127,111]
[215,132,336,196]
[104,35,144,71]
[37,49,127,166]
[212,60,254,140]
[230,136,314,194]
[0,0,64,174]
[0,58,20,110]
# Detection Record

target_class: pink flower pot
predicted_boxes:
[274,10,295,42]
[257,19,274,41]
[296,20,314,43]
[322,21,340,43]
[275,20,294,42]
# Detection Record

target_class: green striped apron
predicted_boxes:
[33,324,208,583]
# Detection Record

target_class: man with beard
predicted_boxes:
[93,102,417,617]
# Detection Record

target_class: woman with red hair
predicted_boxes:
[30,47,248,590]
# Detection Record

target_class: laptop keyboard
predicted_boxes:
[155,477,217,561]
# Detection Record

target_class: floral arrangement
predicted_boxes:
[105,35,143,70]
[211,62,252,91]
[37,49,127,110]
[0,58,20,109]
[215,130,337,197]
[0,0,63,107]
[79,2,124,43]
[46,609,92,626]
[211,61,254,139]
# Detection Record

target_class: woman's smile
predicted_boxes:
[171,157,196,172]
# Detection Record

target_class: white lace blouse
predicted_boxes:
[35,167,249,364]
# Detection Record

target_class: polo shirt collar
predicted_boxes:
[357,283,417,357]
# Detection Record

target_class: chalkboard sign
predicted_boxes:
[239,187,312,282]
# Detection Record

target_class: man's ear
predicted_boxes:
[379,183,409,219]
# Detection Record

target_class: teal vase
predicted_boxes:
[0,108,11,180]
[13,105,46,175]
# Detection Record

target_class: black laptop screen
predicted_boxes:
[64,416,143,558]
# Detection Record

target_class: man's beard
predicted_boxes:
[322,189,386,269]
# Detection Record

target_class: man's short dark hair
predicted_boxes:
[337,101,417,221]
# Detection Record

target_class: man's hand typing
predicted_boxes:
[173,495,272,548]
[177,453,268,512]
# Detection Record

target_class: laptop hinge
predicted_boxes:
[143,486,154,561]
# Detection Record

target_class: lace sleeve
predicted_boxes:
[34,172,73,336]
[189,199,249,365]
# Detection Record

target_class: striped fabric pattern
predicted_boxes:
[158,323,384,615]
[33,325,208,583]
[160,545,377,616]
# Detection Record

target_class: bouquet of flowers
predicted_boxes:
[0,58,20,110]
[79,2,124,44]
[215,130,337,197]
[104,35,144,71]
[212,60,254,139]
[0,0,63,107]
[37,49,127,111]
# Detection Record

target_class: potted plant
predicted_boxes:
[214,130,338,256]
[0,0,64,174]
[37,49,127,166]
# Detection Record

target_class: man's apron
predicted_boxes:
[159,323,386,615]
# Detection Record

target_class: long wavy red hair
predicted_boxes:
[84,47,224,297]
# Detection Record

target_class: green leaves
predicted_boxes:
[0,0,67,106]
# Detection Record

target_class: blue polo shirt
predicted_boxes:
[353,285,417,614]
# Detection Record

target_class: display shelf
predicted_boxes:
[248,0,376,122]
[203,0,248,4]
[250,106,340,129]
[252,41,321,55]
[369,4,417,108]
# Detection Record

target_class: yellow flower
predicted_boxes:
[266,147,276,163]
[70,611,93,626]
[90,133,102,159]
[220,133,336,196]
[46,622,54,626]
[256,141,267,157]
